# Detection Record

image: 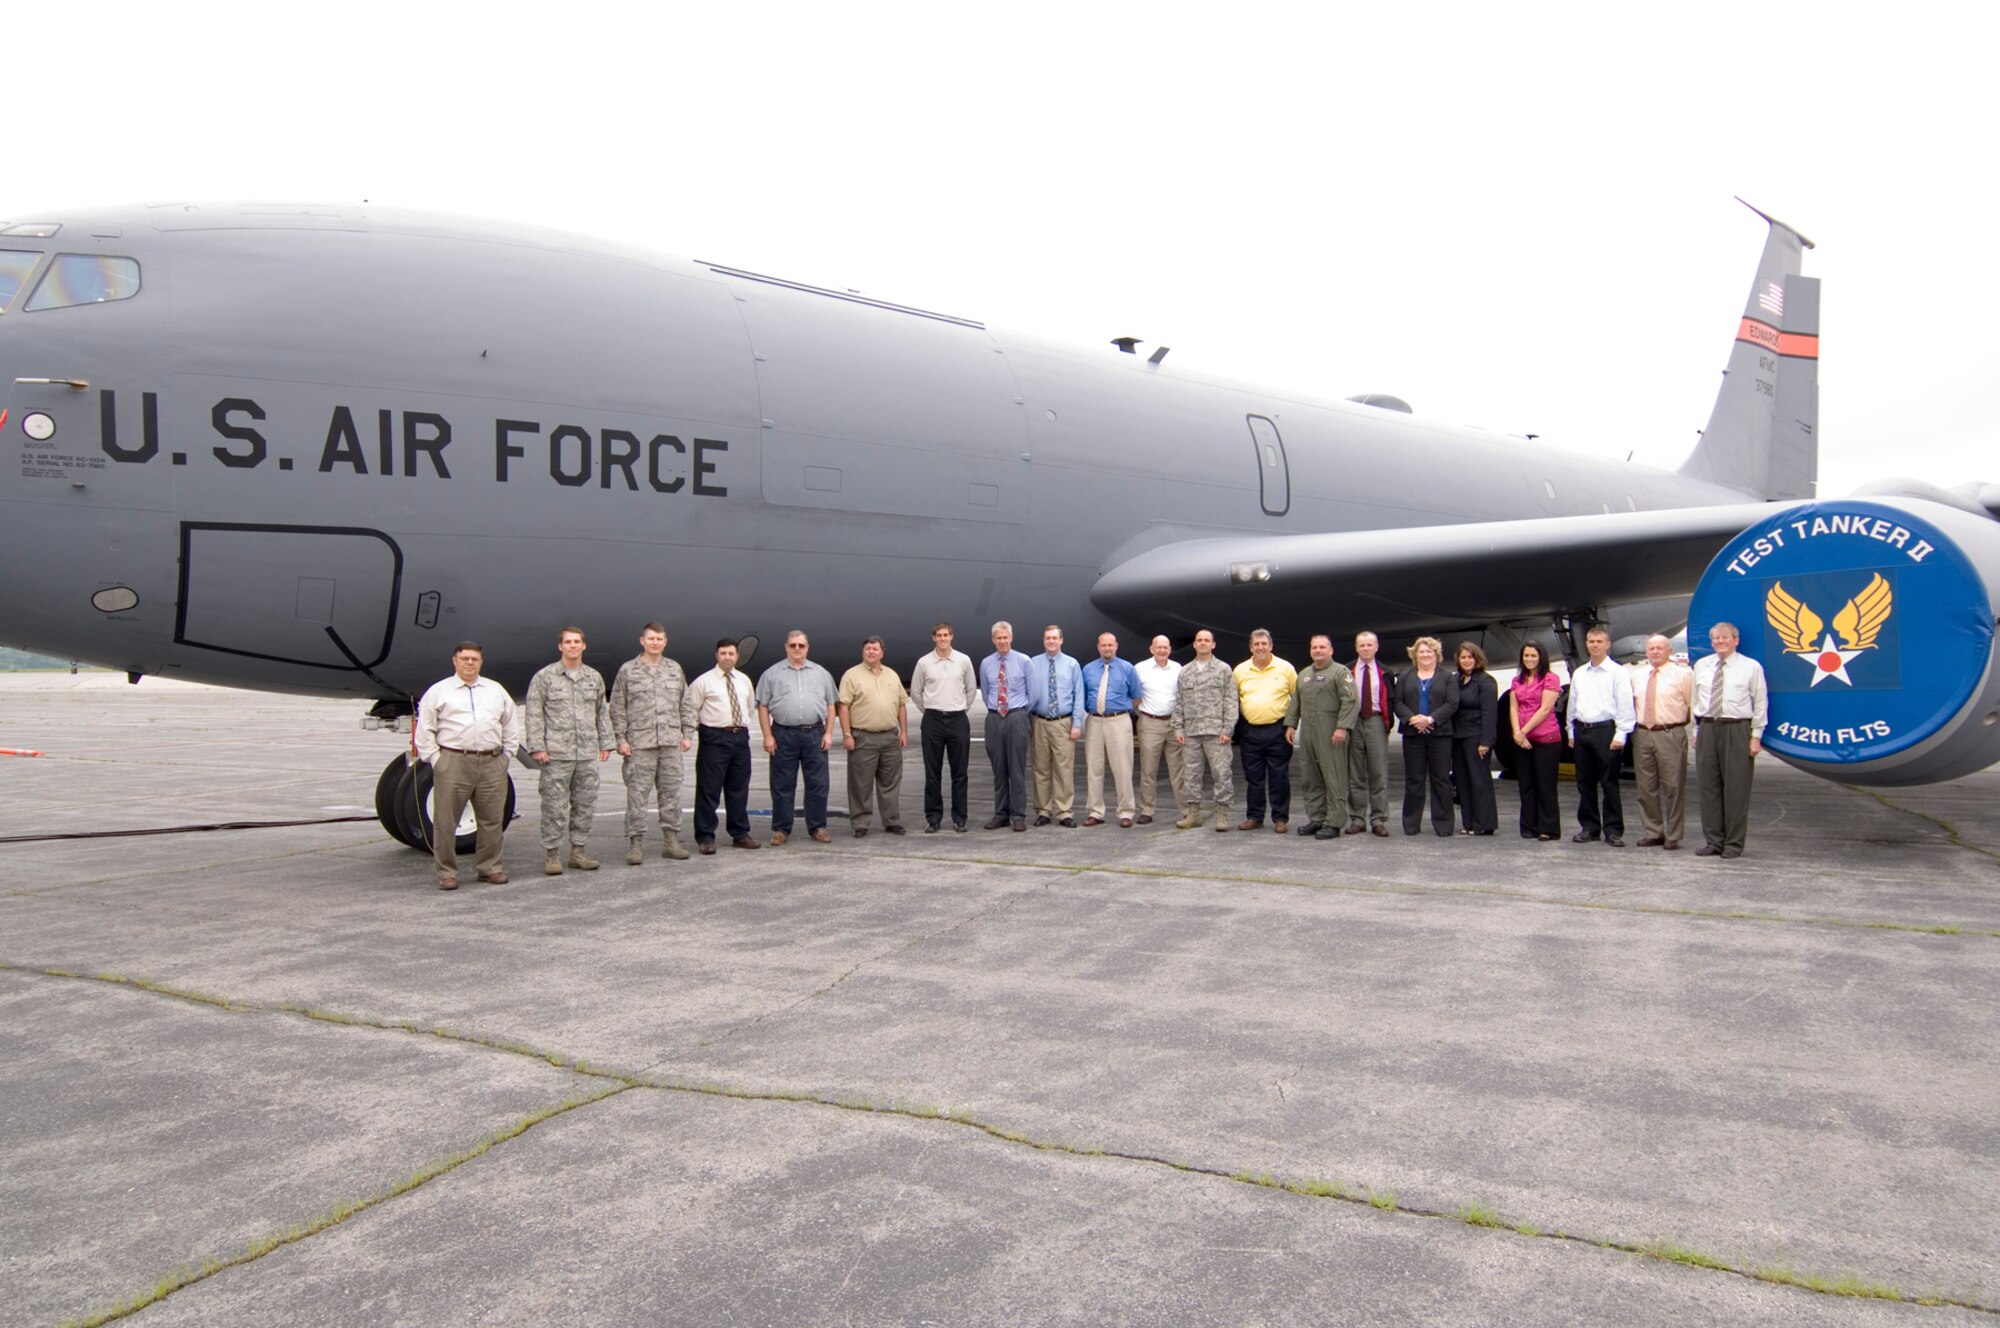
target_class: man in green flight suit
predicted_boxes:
[1285,633,1360,840]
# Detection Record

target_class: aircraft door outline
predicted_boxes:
[1247,415,1290,517]
[175,522,404,671]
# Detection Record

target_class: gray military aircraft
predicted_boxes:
[4,199,1997,846]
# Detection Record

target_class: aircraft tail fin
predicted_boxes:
[1678,200,1819,500]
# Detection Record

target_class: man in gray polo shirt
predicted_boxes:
[756,630,840,845]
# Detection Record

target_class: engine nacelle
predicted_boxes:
[1689,498,2000,786]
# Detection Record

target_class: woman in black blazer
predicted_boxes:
[1393,636,1460,836]
[1450,641,1499,835]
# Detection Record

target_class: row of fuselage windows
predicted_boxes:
[0,250,141,314]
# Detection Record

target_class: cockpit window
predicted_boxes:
[0,249,40,310]
[25,254,140,311]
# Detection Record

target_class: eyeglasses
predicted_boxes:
[787,643,808,650]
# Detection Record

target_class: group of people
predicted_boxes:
[409,620,1769,891]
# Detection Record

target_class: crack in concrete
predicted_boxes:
[10,960,1993,1320]
[1846,784,2000,866]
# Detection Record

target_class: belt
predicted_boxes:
[1698,717,1750,725]
[1032,712,1069,720]
[1639,722,1687,731]
[1089,710,1133,718]
[855,728,896,734]
[1139,710,1173,720]
[1575,719,1615,728]
[775,721,824,730]
[439,745,502,756]
[699,724,747,733]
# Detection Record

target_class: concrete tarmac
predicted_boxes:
[1,674,1995,1326]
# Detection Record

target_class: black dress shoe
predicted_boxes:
[1696,844,1722,856]
[925,823,940,834]
[1605,836,1625,847]
[984,816,1009,830]
[1295,822,1321,836]
[1011,817,1027,831]
[1720,848,1742,859]
[1636,835,1665,848]
[1033,815,1052,827]
[885,825,906,836]
[1059,817,1076,828]
[953,822,969,833]
[1571,832,1599,843]
[1315,825,1340,840]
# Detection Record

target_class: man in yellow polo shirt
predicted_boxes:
[1233,629,1298,832]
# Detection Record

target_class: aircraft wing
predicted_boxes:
[1090,503,1788,640]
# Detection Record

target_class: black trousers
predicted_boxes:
[1401,731,1454,834]
[694,724,752,843]
[922,710,971,827]
[1571,720,1624,838]
[1237,721,1291,821]
[1451,734,1497,833]
[1517,740,1561,838]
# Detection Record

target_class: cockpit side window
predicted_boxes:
[0,249,41,311]
[25,254,140,311]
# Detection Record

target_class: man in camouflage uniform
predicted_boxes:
[1285,634,1360,840]
[526,626,615,875]
[609,621,691,864]
[1171,629,1239,832]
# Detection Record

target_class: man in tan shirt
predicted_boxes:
[838,637,910,836]
[1629,633,1695,850]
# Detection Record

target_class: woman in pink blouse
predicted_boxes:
[1508,642,1563,841]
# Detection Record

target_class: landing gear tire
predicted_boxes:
[376,756,425,849]
[388,752,516,856]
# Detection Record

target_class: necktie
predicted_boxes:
[725,671,742,727]
[1707,658,1726,719]
[998,658,1008,716]
[1645,667,1659,728]
[1096,665,1109,716]
[1047,658,1058,712]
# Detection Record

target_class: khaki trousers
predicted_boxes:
[1347,718,1391,827]
[1031,715,1076,818]
[1134,713,1187,817]
[1632,725,1689,842]
[431,750,509,877]
[1083,713,1136,820]
[846,729,904,831]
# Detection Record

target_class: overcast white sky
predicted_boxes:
[9,2,1992,497]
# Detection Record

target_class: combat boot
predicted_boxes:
[544,853,564,875]
[1214,807,1230,832]
[661,833,689,861]
[1175,808,1202,830]
[569,848,600,871]
[626,838,644,866]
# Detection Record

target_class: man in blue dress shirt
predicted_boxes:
[1079,632,1143,826]
[979,621,1036,831]
[1026,625,1086,827]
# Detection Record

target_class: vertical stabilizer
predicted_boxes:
[1678,200,1818,498]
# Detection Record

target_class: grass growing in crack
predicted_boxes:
[1753,1264,1905,1301]
[1367,1188,1398,1211]
[1641,1239,1733,1272]
[1458,1202,1503,1228]
[56,1085,629,1328]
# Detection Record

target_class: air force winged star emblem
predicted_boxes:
[1765,574,1894,687]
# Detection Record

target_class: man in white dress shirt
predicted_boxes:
[414,641,524,890]
[1132,635,1185,826]
[1565,625,1636,847]
[683,639,761,854]
[1692,621,1769,859]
